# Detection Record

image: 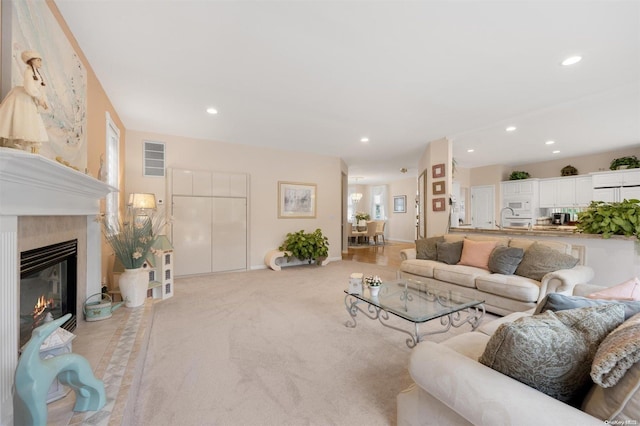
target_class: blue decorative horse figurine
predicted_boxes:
[14,313,106,425]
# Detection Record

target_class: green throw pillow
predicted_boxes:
[415,236,443,260]
[436,240,463,265]
[488,246,524,275]
[514,242,579,281]
[479,305,625,406]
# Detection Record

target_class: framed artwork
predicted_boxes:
[432,181,446,195]
[393,195,407,213]
[432,163,445,179]
[278,181,316,218]
[433,197,446,212]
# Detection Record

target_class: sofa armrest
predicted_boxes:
[409,341,602,425]
[538,265,595,301]
[400,248,417,261]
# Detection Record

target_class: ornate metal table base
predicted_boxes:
[344,293,485,348]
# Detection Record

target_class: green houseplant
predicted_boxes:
[576,200,640,239]
[355,212,370,222]
[508,171,530,180]
[610,156,640,170]
[278,228,329,264]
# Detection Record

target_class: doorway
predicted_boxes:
[470,185,495,229]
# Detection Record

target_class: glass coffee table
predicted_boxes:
[344,279,485,348]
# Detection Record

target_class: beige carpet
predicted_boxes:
[131,260,493,425]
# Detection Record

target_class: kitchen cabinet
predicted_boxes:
[539,176,592,208]
[502,179,537,198]
[591,170,640,203]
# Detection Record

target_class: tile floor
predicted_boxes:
[46,299,153,426]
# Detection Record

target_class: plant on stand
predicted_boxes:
[278,228,329,265]
[99,209,164,307]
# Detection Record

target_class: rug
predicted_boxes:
[131,260,494,425]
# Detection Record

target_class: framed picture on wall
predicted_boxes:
[393,195,407,213]
[432,181,446,195]
[432,163,445,179]
[278,181,317,218]
[433,197,446,212]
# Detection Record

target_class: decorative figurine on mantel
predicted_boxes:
[0,50,49,153]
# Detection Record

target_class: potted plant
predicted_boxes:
[99,209,164,307]
[355,212,370,228]
[508,171,530,180]
[365,275,382,297]
[610,156,640,170]
[278,228,329,265]
[576,199,640,238]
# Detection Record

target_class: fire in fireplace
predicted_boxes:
[19,239,77,348]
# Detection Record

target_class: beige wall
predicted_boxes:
[125,130,343,269]
[506,146,640,180]
[388,177,417,242]
[417,137,452,237]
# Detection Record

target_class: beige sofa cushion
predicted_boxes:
[433,264,491,288]
[442,332,491,360]
[509,238,572,255]
[475,274,541,303]
[583,361,640,421]
[400,259,438,278]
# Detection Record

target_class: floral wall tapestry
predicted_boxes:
[9,0,87,170]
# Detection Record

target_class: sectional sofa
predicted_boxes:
[399,234,594,315]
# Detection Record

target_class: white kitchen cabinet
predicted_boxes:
[591,170,640,203]
[575,176,593,206]
[502,179,536,198]
[539,176,593,207]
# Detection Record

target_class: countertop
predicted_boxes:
[449,226,636,240]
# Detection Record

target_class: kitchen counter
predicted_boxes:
[449,226,635,240]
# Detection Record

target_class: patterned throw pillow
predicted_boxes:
[436,240,463,265]
[488,246,524,275]
[415,236,443,260]
[514,242,579,281]
[591,312,640,388]
[457,239,497,270]
[479,305,625,405]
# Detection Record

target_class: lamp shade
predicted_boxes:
[129,193,157,210]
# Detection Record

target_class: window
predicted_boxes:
[105,112,120,228]
[143,140,165,177]
[371,186,387,220]
[164,253,171,265]
[165,269,171,280]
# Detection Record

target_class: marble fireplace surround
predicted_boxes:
[0,148,114,425]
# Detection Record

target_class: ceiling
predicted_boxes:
[54,1,640,185]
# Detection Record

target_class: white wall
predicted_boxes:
[388,177,417,242]
[125,130,343,269]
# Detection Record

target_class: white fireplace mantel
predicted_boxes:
[0,148,116,426]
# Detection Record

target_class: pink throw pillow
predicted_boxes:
[587,277,640,301]
[458,239,497,270]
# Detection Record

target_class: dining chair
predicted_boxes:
[374,220,386,245]
[364,221,377,244]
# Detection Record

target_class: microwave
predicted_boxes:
[505,200,531,211]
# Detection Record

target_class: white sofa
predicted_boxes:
[399,234,594,315]
[397,298,640,425]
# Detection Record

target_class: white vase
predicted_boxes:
[369,286,380,297]
[119,268,148,308]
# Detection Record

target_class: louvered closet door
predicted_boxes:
[172,196,212,276]
[211,197,247,272]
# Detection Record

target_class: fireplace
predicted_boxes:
[19,239,78,349]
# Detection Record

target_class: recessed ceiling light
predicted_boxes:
[360,137,369,143]
[206,107,218,115]
[552,150,560,154]
[505,126,517,132]
[467,149,474,153]
[545,140,555,145]
[561,56,582,66]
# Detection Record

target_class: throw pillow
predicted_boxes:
[488,246,524,275]
[587,277,640,301]
[514,242,579,281]
[415,236,444,260]
[591,312,640,388]
[436,240,463,265]
[457,238,497,270]
[479,305,625,405]
[535,293,640,321]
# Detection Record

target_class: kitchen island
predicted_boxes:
[448,226,639,286]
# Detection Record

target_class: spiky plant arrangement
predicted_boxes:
[100,209,164,269]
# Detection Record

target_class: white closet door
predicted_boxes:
[211,197,247,272]
[172,196,212,276]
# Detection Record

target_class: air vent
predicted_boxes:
[143,141,165,177]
